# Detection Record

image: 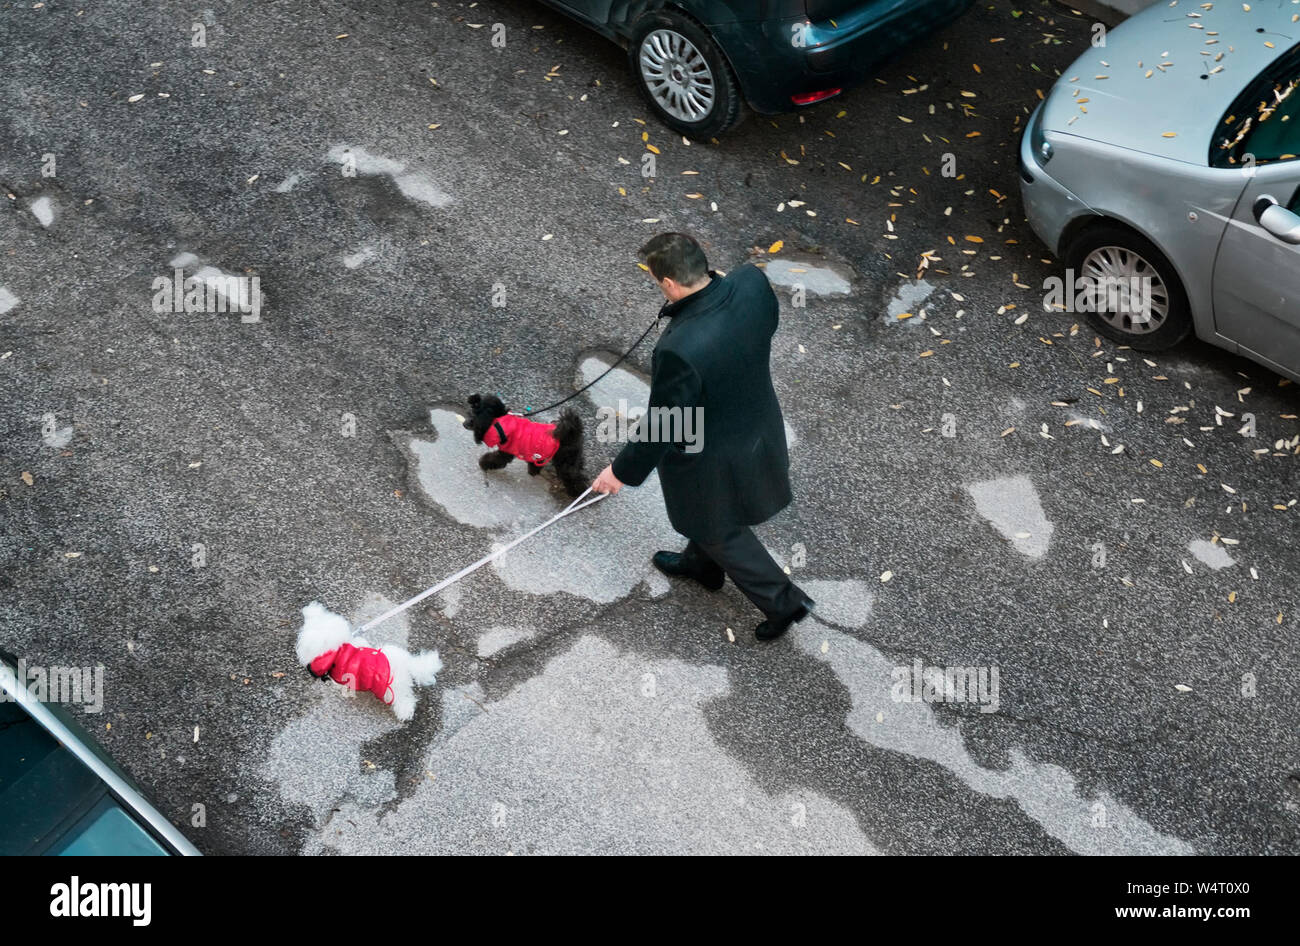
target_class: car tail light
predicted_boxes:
[792,87,842,106]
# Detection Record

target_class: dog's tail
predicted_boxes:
[407,649,444,686]
[553,408,582,443]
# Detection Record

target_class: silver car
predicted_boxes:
[1019,1,1300,381]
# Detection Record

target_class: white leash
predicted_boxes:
[356,487,609,633]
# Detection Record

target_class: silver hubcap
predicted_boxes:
[639,29,715,122]
[1080,245,1171,333]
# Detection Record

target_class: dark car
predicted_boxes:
[0,650,201,855]
[536,0,975,137]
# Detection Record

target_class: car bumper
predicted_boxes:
[713,0,975,114]
[1018,104,1094,257]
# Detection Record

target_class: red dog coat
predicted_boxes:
[483,413,560,466]
[309,643,395,705]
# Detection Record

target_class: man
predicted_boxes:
[591,233,814,641]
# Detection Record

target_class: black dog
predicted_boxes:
[462,394,586,497]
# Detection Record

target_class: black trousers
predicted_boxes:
[682,527,807,618]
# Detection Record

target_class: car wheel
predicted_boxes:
[1063,225,1192,350]
[628,12,742,140]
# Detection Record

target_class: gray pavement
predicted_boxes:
[2,0,1298,855]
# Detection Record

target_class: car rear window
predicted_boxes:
[1212,43,1299,168]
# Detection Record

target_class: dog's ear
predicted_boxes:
[467,394,482,409]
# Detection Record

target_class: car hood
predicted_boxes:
[1041,1,1299,165]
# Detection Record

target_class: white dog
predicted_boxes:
[295,602,443,721]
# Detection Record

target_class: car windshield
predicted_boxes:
[49,796,170,856]
[0,694,104,853]
[1,664,172,855]
[1213,43,1300,168]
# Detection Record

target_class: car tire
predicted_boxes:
[1062,224,1193,351]
[627,12,743,140]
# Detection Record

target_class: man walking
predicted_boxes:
[591,233,814,641]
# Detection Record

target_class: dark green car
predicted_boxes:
[533,0,975,137]
[0,651,200,856]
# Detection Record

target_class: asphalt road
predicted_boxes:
[2,0,1297,854]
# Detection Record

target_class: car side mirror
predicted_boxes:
[1252,195,1300,245]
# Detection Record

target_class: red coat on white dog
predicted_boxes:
[295,602,442,721]
[308,642,394,705]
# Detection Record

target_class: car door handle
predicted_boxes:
[1252,195,1300,245]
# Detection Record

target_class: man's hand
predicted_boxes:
[591,464,624,495]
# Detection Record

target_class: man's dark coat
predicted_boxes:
[611,263,792,542]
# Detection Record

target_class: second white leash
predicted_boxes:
[356,487,608,634]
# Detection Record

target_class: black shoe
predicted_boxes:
[651,550,725,591]
[755,599,814,641]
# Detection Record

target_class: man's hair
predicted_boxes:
[639,232,708,286]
